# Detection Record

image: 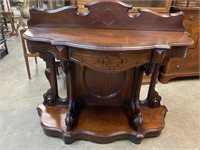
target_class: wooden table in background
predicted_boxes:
[1,11,18,36]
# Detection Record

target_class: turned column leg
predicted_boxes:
[130,66,144,131]
[40,52,59,105]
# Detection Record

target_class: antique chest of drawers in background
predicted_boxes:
[159,0,200,83]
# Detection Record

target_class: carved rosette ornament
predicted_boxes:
[100,55,127,70]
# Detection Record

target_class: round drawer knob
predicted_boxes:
[189,16,196,21]
[176,65,183,70]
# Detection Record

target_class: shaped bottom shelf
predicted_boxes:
[37,103,167,144]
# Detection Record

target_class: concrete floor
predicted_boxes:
[0,34,200,150]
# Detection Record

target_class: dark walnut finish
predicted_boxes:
[23,0,193,144]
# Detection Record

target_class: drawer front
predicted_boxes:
[185,47,199,58]
[168,59,200,74]
[69,49,151,73]
[184,13,200,22]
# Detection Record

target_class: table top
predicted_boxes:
[24,27,193,51]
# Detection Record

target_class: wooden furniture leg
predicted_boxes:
[61,61,77,131]
[24,54,31,79]
[9,12,18,36]
[130,66,144,131]
[40,51,59,105]
[145,64,162,108]
[3,18,8,30]
[20,28,39,79]
[34,57,37,64]
[148,64,162,107]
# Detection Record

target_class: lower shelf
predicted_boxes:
[37,103,168,144]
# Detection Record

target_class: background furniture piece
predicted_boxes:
[76,0,171,13]
[122,0,172,12]
[20,28,60,79]
[36,0,76,9]
[0,23,8,59]
[20,28,39,79]
[1,11,18,36]
[1,0,22,36]
[23,0,192,144]
[159,0,200,83]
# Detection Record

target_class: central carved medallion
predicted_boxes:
[99,54,127,70]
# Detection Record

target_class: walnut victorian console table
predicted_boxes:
[23,0,193,144]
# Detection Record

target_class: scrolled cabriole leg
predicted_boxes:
[66,99,77,131]
[40,51,59,105]
[61,61,76,131]
[131,97,143,131]
[130,66,144,131]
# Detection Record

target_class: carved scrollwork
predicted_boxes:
[66,100,77,131]
[61,61,77,131]
[39,51,59,106]
[69,49,150,73]
[130,66,144,131]
[149,91,161,108]
[100,55,127,70]
[133,112,143,131]
[43,89,56,105]
[43,67,56,105]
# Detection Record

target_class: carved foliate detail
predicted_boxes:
[99,55,127,70]
[133,112,143,131]
[69,49,150,73]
